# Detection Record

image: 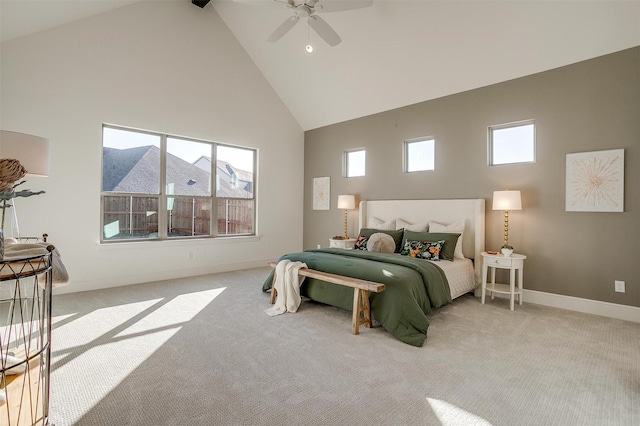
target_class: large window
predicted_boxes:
[404,137,435,172]
[489,121,535,166]
[101,125,256,242]
[344,149,366,177]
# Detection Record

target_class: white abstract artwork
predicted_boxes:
[566,149,624,212]
[313,177,330,210]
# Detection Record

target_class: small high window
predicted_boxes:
[489,121,535,166]
[404,137,435,172]
[345,149,366,177]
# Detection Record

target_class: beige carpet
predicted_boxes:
[48,267,639,425]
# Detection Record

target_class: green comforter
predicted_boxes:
[262,248,451,347]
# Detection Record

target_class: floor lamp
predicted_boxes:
[0,130,51,240]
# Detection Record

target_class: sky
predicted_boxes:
[491,124,535,165]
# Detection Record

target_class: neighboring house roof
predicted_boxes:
[103,146,159,193]
[103,146,250,198]
[193,155,253,195]
[194,156,252,181]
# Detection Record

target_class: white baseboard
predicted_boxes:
[523,289,640,323]
[60,262,640,324]
[54,258,273,295]
[477,288,640,323]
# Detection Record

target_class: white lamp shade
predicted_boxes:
[492,190,522,211]
[337,194,356,210]
[0,130,51,176]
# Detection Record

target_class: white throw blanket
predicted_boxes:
[3,239,69,287]
[265,260,307,316]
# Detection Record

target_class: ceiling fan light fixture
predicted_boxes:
[242,0,373,47]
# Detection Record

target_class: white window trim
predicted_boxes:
[488,119,536,166]
[403,136,435,173]
[343,148,366,178]
[100,124,257,243]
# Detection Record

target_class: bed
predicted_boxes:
[263,199,486,346]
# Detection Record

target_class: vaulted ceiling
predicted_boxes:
[3,1,640,130]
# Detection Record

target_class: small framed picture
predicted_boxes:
[313,177,330,210]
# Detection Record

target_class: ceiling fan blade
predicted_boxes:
[308,15,341,46]
[314,0,374,13]
[233,0,294,9]
[267,15,300,42]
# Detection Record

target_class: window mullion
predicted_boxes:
[158,134,168,238]
[211,143,218,237]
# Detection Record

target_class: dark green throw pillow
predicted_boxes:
[402,230,461,261]
[357,228,405,253]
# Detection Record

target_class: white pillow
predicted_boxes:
[396,218,428,232]
[369,217,396,231]
[429,220,465,259]
[366,233,396,253]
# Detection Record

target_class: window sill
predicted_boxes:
[97,234,261,248]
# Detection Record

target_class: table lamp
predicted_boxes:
[337,194,355,239]
[492,190,522,256]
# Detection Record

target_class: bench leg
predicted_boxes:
[269,272,277,304]
[352,288,371,335]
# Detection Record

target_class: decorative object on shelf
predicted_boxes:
[501,247,513,257]
[337,194,356,239]
[565,148,624,212]
[0,130,50,246]
[312,176,330,210]
[492,190,522,254]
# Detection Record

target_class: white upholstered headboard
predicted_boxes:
[358,199,486,284]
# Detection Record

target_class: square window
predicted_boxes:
[489,121,535,165]
[345,149,365,177]
[404,138,435,172]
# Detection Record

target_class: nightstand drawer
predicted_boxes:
[487,257,513,267]
[329,238,356,249]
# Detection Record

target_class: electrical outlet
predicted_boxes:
[614,280,625,293]
[188,251,194,260]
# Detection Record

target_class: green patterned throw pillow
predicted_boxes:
[400,240,445,260]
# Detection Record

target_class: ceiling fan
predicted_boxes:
[234,0,374,47]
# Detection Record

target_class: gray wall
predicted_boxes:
[304,46,639,308]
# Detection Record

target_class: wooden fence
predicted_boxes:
[103,196,159,238]
[217,199,254,235]
[103,195,253,239]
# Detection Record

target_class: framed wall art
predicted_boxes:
[566,149,624,212]
[313,177,330,210]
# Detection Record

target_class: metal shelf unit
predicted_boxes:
[0,247,53,426]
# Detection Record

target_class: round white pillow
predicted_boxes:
[366,232,396,253]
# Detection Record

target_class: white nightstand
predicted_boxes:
[329,238,356,249]
[481,251,527,311]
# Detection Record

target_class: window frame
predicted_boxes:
[343,148,366,178]
[403,137,435,173]
[100,124,257,243]
[488,120,536,166]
